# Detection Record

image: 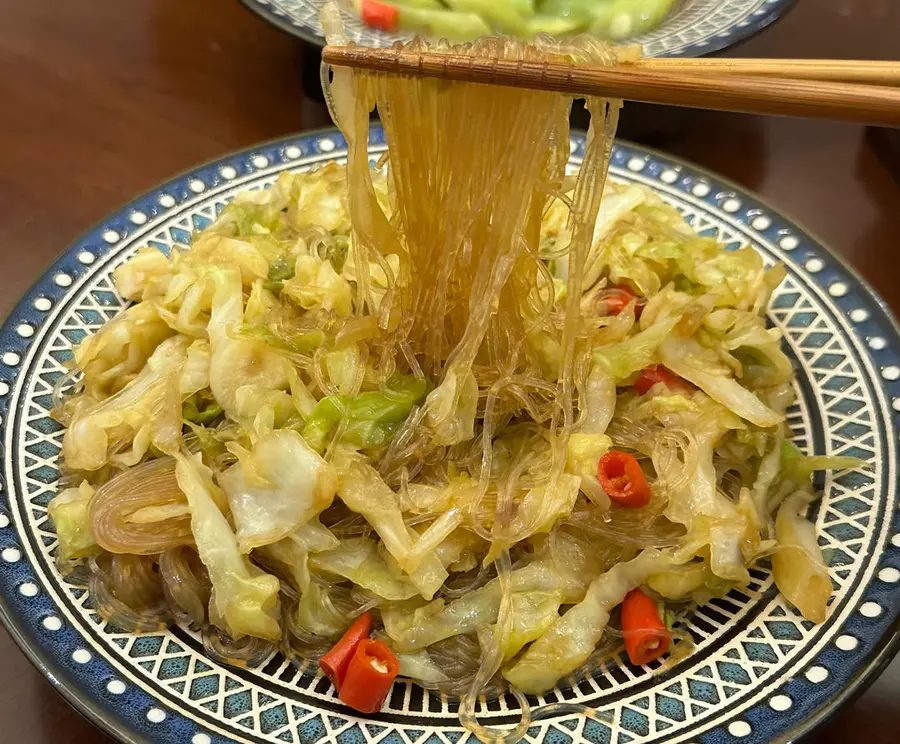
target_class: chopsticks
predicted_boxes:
[322,46,900,128]
[634,58,900,86]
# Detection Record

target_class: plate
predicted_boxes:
[1,125,898,744]
[240,0,795,58]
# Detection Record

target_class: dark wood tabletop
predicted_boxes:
[1,0,899,742]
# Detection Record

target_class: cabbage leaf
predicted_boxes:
[310,537,420,601]
[394,649,449,683]
[382,534,601,651]
[48,481,98,566]
[174,453,281,640]
[772,494,831,623]
[503,549,669,692]
[62,335,189,471]
[594,314,681,381]
[71,301,174,400]
[302,375,427,452]
[255,518,339,591]
[424,365,479,446]
[219,429,337,552]
[333,450,447,599]
[779,440,863,491]
[207,268,293,427]
[660,336,783,428]
[494,590,563,661]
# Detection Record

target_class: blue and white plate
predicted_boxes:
[240,0,795,58]
[1,125,898,744]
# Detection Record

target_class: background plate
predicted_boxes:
[240,0,795,58]
[0,125,897,744]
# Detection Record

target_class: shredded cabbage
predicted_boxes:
[48,481,98,568]
[772,494,832,623]
[219,430,336,552]
[175,453,281,641]
[503,549,670,692]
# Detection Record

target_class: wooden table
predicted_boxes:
[1,0,898,741]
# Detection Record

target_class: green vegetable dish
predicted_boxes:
[49,25,862,741]
[349,0,679,41]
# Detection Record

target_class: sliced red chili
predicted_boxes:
[597,450,651,509]
[633,365,694,396]
[338,638,400,714]
[599,284,645,318]
[621,587,672,665]
[319,612,372,690]
[361,0,400,31]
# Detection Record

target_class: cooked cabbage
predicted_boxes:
[503,549,670,692]
[174,453,281,640]
[219,429,336,552]
[48,481,98,567]
[772,494,832,623]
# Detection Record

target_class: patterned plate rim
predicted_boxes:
[237,0,797,59]
[0,125,897,744]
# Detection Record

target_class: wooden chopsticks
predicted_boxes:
[634,58,900,86]
[322,46,900,128]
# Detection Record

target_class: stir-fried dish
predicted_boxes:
[49,19,861,740]
[349,0,678,41]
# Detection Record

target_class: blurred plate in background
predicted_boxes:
[240,0,795,58]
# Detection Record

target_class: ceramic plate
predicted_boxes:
[1,125,898,744]
[240,0,795,58]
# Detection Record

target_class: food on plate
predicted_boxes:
[348,0,678,41]
[49,20,861,741]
